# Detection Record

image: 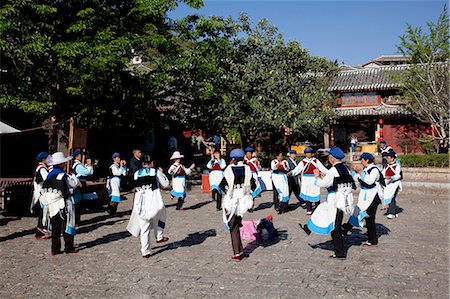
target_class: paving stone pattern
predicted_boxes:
[0,187,448,298]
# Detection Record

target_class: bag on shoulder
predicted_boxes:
[335,184,354,215]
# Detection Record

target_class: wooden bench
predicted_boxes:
[0,178,33,211]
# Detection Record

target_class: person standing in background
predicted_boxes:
[32,151,50,239]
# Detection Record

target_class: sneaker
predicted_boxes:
[362,241,378,247]
[51,251,63,255]
[142,254,151,258]
[306,211,312,215]
[65,248,79,254]
[386,214,397,219]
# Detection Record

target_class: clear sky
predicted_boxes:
[169,0,447,66]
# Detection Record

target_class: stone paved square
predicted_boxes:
[0,187,448,298]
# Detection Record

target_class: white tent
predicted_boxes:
[0,121,21,134]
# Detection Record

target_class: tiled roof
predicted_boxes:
[329,65,409,91]
[336,103,411,117]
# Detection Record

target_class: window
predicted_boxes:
[341,92,379,106]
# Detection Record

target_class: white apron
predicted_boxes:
[251,172,262,198]
[383,180,402,205]
[107,177,121,202]
[272,173,289,202]
[171,176,186,198]
[349,186,382,228]
[300,174,321,202]
[209,170,224,194]
[307,192,337,235]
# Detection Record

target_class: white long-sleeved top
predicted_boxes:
[133,167,170,189]
[168,162,192,176]
[291,157,329,176]
[382,161,402,183]
[110,163,127,177]
[352,163,380,186]
[270,159,289,172]
[314,163,340,188]
[206,158,226,170]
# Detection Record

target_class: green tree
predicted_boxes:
[221,16,337,146]
[396,5,449,152]
[0,0,203,130]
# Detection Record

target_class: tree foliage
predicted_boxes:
[396,5,449,151]
[1,1,336,147]
[0,0,203,129]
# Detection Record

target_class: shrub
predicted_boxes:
[399,154,449,168]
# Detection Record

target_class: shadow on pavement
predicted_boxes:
[77,219,127,235]
[242,229,288,259]
[151,229,217,256]
[308,223,391,254]
[253,201,273,212]
[0,227,35,243]
[78,210,131,227]
[183,200,213,211]
[77,231,131,251]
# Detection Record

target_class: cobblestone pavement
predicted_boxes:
[0,187,448,298]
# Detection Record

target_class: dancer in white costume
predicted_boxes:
[382,149,402,219]
[168,151,195,210]
[127,156,170,258]
[301,146,354,259]
[270,152,290,214]
[219,149,254,261]
[206,150,227,211]
[344,152,384,247]
[290,147,328,215]
[106,152,127,215]
[244,147,262,199]
[32,151,50,239]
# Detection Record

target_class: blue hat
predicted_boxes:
[304,147,313,154]
[36,151,49,162]
[73,149,83,157]
[360,152,375,161]
[386,149,397,157]
[288,150,297,155]
[112,152,121,159]
[230,148,245,159]
[380,140,387,145]
[326,146,345,160]
[244,147,254,153]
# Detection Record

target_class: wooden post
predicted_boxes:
[67,117,74,172]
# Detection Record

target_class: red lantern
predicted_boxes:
[378,118,384,125]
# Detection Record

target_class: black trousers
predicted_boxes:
[50,213,74,253]
[342,195,381,245]
[176,197,184,210]
[387,188,399,215]
[212,190,222,210]
[35,205,46,237]
[366,195,381,244]
[228,214,243,255]
[331,209,345,257]
[273,185,280,210]
[288,177,304,203]
[306,201,319,212]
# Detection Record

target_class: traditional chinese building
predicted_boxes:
[328,56,430,154]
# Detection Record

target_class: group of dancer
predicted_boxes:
[31,143,402,260]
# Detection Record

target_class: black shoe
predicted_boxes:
[299,224,311,235]
[329,254,346,259]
